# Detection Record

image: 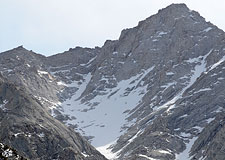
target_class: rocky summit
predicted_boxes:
[0,3,225,160]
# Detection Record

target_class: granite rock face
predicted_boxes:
[0,46,62,113]
[1,3,225,160]
[0,76,106,159]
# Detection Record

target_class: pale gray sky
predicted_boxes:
[0,0,225,56]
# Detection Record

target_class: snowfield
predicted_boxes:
[57,66,155,147]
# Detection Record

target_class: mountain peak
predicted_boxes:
[16,45,24,49]
[156,3,196,20]
[158,3,191,14]
[118,3,211,54]
[1,45,28,54]
[12,45,27,51]
[165,3,188,10]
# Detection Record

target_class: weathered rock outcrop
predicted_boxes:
[0,76,106,160]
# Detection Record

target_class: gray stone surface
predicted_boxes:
[0,76,106,160]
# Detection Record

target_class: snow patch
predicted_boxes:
[26,133,32,138]
[128,130,143,144]
[218,77,225,80]
[112,52,118,55]
[69,73,92,99]
[180,132,191,138]
[97,141,118,160]
[199,155,207,160]
[81,152,89,158]
[193,88,211,94]
[115,130,144,156]
[38,70,48,75]
[206,56,225,73]
[2,149,13,157]
[38,133,45,138]
[6,69,13,73]
[213,107,223,113]
[185,57,200,63]
[206,117,215,123]
[14,132,32,138]
[14,133,23,137]
[202,27,212,32]
[180,114,188,118]
[34,96,61,110]
[0,100,8,111]
[176,136,198,160]
[157,31,167,37]
[157,150,172,155]
[138,154,157,160]
[80,56,97,67]
[193,126,204,133]
[175,15,186,20]
[166,72,174,76]
[57,81,67,86]
[161,82,176,90]
[165,49,212,112]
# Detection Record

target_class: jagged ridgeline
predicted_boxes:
[0,3,225,160]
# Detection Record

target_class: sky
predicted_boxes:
[0,0,225,56]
